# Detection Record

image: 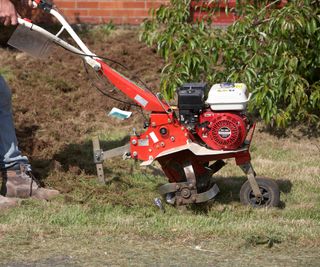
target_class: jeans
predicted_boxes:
[0,76,29,170]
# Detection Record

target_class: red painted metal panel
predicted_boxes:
[98,59,169,112]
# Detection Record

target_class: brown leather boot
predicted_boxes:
[0,195,19,209]
[1,164,59,200]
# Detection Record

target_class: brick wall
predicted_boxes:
[191,0,237,25]
[51,0,286,25]
[53,0,169,24]
[190,0,287,25]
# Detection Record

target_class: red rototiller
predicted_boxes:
[11,0,280,208]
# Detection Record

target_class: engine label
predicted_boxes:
[138,139,149,146]
[218,127,231,139]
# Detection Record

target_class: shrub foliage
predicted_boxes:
[140,0,320,127]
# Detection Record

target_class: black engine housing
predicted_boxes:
[177,83,206,126]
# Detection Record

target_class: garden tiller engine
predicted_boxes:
[12,0,280,208]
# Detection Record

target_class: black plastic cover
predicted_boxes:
[177,83,207,125]
[178,83,206,110]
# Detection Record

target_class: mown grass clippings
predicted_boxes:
[244,233,283,248]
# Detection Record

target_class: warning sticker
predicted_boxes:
[149,131,159,143]
[134,94,148,107]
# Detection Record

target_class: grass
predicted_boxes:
[0,67,14,82]
[1,125,320,266]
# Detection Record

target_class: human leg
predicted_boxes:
[0,75,29,170]
[0,76,59,202]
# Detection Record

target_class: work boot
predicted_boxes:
[0,195,19,209]
[1,164,59,200]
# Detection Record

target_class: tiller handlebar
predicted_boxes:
[18,0,169,113]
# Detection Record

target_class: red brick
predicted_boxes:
[99,1,145,9]
[78,16,101,24]
[88,9,148,17]
[146,1,168,8]
[193,10,237,25]
[191,0,236,9]
[62,9,88,16]
[123,17,145,25]
[54,1,76,8]
[100,16,144,25]
[77,1,99,8]
[100,17,123,24]
[48,0,245,26]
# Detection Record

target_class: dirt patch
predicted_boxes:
[0,27,163,179]
[2,236,320,267]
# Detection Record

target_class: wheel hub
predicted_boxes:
[180,187,191,199]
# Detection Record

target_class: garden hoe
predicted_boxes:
[11,0,280,208]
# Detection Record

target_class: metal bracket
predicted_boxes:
[92,137,106,184]
[92,137,131,184]
[93,149,104,164]
[101,144,130,161]
[206,160,226,176]
[158,182,180,195]
[239,162,262,199]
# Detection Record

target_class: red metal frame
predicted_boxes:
[98,60,169,112]
[130,113,191,161]
[97,60,254,168]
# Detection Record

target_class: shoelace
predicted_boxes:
[2,164,41,187]
[26,170,41,187]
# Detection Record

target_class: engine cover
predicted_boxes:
[196,110,248,150]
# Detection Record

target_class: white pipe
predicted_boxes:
[50,9,94,57]
[55,26,65,37]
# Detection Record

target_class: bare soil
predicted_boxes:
[0,27,163,179]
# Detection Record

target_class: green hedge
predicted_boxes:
[140,0,320,127]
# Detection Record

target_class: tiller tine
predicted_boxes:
[92,136,130,184]
[158,162,220,206]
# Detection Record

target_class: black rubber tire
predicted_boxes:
[240,177,280,208]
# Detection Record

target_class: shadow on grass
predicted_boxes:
[259,123,320,139]
[190,176,293,214]
[53,136,130,174]
[29,136,130,182]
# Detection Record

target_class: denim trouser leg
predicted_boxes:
[0,76,29,170]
